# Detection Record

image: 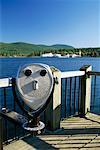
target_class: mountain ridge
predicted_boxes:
[0,42,74,51]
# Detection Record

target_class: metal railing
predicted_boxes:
[0,85,29,144]
[0,117,3,150]
[60,70,100,119]
[87,71,100,114]
[61,76,81,118]
[0,66,100,146]
[60,70,85,118]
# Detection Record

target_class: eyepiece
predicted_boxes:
[40,69,47,76]
[24,69,32,77]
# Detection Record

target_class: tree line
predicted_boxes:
[0,48,100,57]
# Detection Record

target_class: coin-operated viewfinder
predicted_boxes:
[16,63,54,132]
[0,63,54,133]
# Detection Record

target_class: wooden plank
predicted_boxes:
[68,135,96,140]
[86,112,100,123]
[61,122,99,125]
[54,143,84,149]
[61,71,85,78]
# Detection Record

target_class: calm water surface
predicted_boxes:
[0,57,100,114]
[0,57,100,78]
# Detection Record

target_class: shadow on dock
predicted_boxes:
[3,113,100,150]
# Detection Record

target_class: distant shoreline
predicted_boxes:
[0,56,40,58]
[0,56,100,58]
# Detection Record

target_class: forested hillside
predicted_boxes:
[0,42,100,57]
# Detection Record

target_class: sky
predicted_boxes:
[0,0,100,48]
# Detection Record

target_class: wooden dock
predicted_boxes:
[3,113,100,150]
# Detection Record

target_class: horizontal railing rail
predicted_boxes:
[87,71,100,76]
[0,71,85,88]
[61,70,85,78]
[0,78,12,88]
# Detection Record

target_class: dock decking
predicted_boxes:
[3,113,100,150]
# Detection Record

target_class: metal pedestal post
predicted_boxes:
[0,116,3,150]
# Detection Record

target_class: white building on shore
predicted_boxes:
[41,53,61,57]
[41,53,54,57]
[41,50,81,58]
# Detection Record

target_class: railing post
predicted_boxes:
[0,116,3,150]
[45,67,61,131]
[79,65,92,115]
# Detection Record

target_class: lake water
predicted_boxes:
[0,57,100,78]
[0,57,100,114]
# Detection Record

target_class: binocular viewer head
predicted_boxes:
[16,63,54,113]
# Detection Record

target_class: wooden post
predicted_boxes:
[45,67,61,131]
[79,65,92,115]
[0,116,3,150]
